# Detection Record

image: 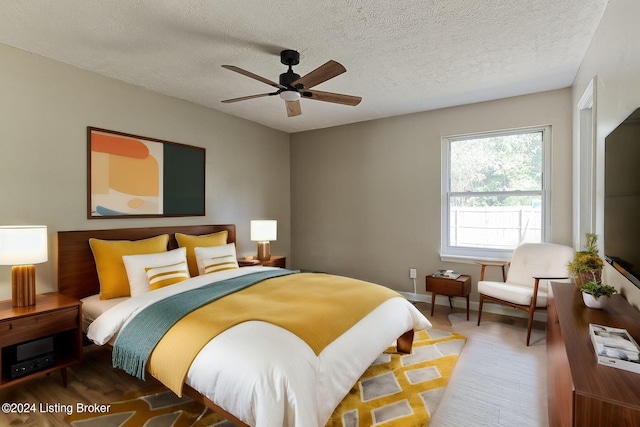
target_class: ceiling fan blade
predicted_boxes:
[222,65,286,89]
[302,90,362,106]
[221,92,277,103]
[285,100,302,117]
[290,60,346,89]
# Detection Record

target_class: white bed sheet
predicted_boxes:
[81,294,128,333]
[87,267,431,427]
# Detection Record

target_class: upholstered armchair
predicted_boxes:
[477,243,575,346]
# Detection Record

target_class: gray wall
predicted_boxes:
[572,0,640,307]
[290,89,573,303]
[0,43,291,301]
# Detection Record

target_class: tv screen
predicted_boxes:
[604,107,640,290]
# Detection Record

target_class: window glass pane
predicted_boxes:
[450,132,543,193]
[449,195,542,250]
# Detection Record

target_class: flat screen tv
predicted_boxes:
[604,107,640,290]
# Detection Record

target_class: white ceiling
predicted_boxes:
[0,0,608,134]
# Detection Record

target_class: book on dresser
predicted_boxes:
[589,323,640,374]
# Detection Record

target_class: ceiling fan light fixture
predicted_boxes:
[279,90,300,101]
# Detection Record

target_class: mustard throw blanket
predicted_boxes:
[148,272,402,395]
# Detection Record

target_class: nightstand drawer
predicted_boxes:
[0,307,79,347]
[427,278,453,294]
[426,277,467,295]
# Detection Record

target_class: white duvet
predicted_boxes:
[87,267,431,427]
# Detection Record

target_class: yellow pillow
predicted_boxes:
[89,234,169,300]
[145,261,190,291]
[175,231,228,276]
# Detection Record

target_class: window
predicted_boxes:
[441,126,551,261]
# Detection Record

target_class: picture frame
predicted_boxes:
[87,127,206,219]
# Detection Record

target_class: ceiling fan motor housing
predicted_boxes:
[280,71,301,87]
[279,50,301,88]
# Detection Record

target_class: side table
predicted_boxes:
[238,256,286,268]
[425,274,472,320]
[0,292,82,389]
[261,256,286,268]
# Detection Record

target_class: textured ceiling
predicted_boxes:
[0,0,608,133]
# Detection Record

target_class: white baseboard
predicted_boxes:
[399,292,548,322]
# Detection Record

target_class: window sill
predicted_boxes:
[440,253,511,264]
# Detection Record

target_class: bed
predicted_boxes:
[57,224,430,427]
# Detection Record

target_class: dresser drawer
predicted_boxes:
[0,306,79,347]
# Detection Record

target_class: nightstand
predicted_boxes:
[426,274,472,320]
[0,292,82,388]
[238,256,286,268]
[261,256,286,268]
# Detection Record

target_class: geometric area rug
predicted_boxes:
[326,329,466,427]
[65,386,230,427]
[65,329,465,427]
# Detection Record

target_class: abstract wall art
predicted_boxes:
[87,127,205,218]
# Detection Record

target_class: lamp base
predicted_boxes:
[257,241,271,261]
[12,265,36,307]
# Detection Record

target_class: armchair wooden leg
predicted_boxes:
[477,294,484,326]
[526,307,536,346]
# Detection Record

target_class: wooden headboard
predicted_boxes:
[57,224,236,300]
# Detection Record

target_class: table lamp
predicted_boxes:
[0,225,48,307]
[251,220,277,261]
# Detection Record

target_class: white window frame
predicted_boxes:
[440,125,552,262]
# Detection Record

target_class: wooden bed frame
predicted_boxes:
[56,223,414,427]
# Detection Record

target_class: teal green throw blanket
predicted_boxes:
[113,269,297,380]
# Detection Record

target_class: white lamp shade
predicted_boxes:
[0,225,48,265]
[251,220,277,242]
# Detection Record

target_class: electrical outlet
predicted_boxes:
[409,268,417,279]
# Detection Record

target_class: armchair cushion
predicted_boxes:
[478,280,547,307]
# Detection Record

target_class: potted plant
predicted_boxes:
[579,281,617,309]
[568,233,604,287]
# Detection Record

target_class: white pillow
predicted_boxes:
[194,243,239,275]
[145,261,190,291]
[123,247,189,296]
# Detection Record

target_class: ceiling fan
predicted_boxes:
[221,49,362,117]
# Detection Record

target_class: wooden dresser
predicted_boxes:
[547,282,640,427]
